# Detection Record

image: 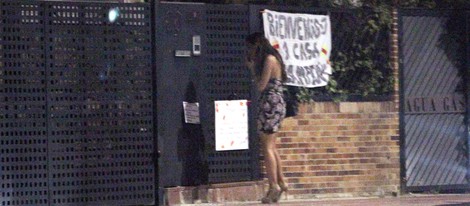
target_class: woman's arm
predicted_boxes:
[256,55,279,92]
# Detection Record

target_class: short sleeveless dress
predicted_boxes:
[258,78,286,134]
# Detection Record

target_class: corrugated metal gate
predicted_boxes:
[399,10,470,192]
[1,1,154,205]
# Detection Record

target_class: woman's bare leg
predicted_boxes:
[260,133,279,188]
[274,145,287,188]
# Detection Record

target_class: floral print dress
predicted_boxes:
[258,78,286,134]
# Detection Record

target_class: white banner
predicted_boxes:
[215,100,249,151]
[262,9,332,88]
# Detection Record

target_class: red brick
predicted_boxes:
[337,136,350,141]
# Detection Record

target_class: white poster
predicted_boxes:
[262,9,332,88]
[215,100,249,151]
[183,102,200,124]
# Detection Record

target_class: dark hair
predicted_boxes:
[245,32,287,82]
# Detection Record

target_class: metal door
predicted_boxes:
[156,3,258,194]
[400,10,469,192]
[156,2,207,189]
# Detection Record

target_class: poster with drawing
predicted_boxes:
[215,100,249,151]
[262,9,332,88]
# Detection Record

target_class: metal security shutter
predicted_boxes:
[44,2,154,205]
[400,10,468,191]
[202,4,258,183]
[0,1,49,205]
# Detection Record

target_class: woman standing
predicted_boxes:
[245,32,288,204]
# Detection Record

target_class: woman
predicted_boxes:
[245,32,288,204]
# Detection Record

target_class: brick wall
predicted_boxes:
[268,102,400,199]
[260,7,402,200]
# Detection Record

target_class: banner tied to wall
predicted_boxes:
[262,9,332,88]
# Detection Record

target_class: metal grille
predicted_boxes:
[400,10,468,191]
[0,1,49,205]
[202,4,255,183]
[1,1,154,205]
[45,2,154,205]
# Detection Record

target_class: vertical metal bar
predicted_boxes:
[150,0,159,204]
[43,2,51,206]
[466,10,470,184]
[398,8,408,194]
[248,3,261,181]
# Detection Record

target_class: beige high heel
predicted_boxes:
[278,182,289,201]
[261,186,281,204]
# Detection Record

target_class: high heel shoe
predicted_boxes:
[261,186,281,204]
[278,182,289,201]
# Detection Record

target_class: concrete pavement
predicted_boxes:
[182,194,470,206]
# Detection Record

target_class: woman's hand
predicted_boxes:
[245,57,254,69]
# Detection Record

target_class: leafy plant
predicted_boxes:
[293,3,394,102]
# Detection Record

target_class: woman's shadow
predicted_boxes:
[177,82,208,186]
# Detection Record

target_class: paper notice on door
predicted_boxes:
[183,102,200,124]
[215,100,249,151]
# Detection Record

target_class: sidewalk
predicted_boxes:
[184,194,470,206]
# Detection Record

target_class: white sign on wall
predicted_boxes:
[183,102,200,124]
[215,100,249,151]
[263,9,332,88]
